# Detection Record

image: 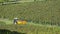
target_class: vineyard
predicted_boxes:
[0,20,60,34]
[0,0,60,25]
[0,0,60,34]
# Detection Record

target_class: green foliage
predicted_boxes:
[0,19,60,34]
[0,21,6,25]
[0,0,4,2]
[0,29,25,34]
[0,23,60,34]
[0,0,60,25]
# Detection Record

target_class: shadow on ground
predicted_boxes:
[0,29,26,34]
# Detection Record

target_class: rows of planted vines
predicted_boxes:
[0,0,60,25]
[0,23,60,34]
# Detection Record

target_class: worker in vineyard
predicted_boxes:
[14,18,18,24]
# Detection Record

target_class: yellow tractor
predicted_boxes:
[13,18,27,25]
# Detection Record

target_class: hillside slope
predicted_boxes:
[0,23,60,34]
[0,0,60,25]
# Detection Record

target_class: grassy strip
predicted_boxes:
[0,22,60,34]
